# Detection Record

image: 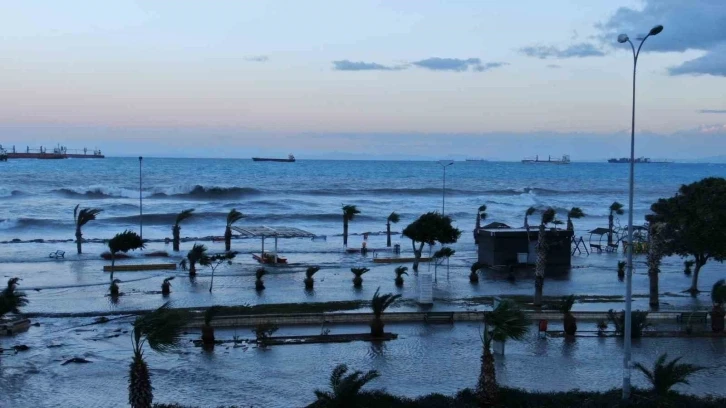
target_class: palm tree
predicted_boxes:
[608,202,624,246]
[634,353,705,397]
[128,303,190,408]
[172,208,194,251]
[108,230,145,282]
[0,278,29,318]
[647,223,666,309]
[74,205,102,254]
[559,294,577,336]
[534,208,555,307]
[476,204,488,230]
[711,279,726,332]
[224,209,244,252]
[342,205,360,247]
[161,277,174,296]
[255,267,267,291]
[386,211,400,247]
[524,206,536,258]
[184,243,207,277]
[110,279,121,297]
[304,266,321,290]
[470,262,482,283]
[201,306,222,347]
[370,287,401,337]
[350,267,370,288]
[477,300,529,406]
[394,266,408,287]
[566,207,584,232]
[433,247,455,276]
[314,364,380,407]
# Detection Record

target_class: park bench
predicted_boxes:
[48,250,65,259]
[589,244,602,252]
[676,311,709,324]
[424,312,454,324]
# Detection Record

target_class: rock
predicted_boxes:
[13,344,30,352]
[61,357,92,365]
[11,238,21,243]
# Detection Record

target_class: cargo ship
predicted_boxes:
[521,154,570,164]
[607,157,672,164]
[0,145,104,159]
[252,154,295,162]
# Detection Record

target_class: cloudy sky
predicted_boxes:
[0,0,724,160]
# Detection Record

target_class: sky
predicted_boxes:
[0,0,725,160]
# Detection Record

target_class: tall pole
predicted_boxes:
[442,166,446,215]
[139,156,143,240]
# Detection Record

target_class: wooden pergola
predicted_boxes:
[230,226,315,264]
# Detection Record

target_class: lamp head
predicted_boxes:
[617,34,629,43]
[649,25,663,36]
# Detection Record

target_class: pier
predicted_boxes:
[0,144,104,159]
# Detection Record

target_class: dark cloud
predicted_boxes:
[244,55,269,62]
[519,43,605,59]
[332,60,398,71]
[599,0,726,76]
[698,109,726,114]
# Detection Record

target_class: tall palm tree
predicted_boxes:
[304,266,321,290]
[524,206,536,258]
[184,243,207,277]
[370,287,401,337]
[394,266,408,287]
[608,202,624,246]
[313,364,380,407]
[172,209,195,252]
[634,353,704,397]
[342,205,360,247]
[476,204,488,230]
[566,207,584,232]
[386,211,400,247]
[534,208,555,307]
[0,277,29,318]
[74,205,102,254]
[255,267,267,291]
[477,300,529,406]
[647,223,666,309]
[711,279,726,333]
[224,209,244,252]
[108,230,145,282]
[350,267,370,288]
[128,303,190,408]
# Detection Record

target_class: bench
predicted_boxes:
[48,250,65,259]
[590,244,602,252]
[676,312,709,324]
[424,312,454,324]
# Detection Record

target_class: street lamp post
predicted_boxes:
[139,156,143,240]
[437,160,454,215]
[617,24,663,401]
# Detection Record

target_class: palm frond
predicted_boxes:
[394,266,408,277]
[133,303,191,353]
[525,206,536,217]
[433,247,455,259]
[305,266,321,279]
[174,208,195,226]
[319,364,380,403]
[634,353,705,396]
[74,204,79,224]
[163,277,174,284]
[568,207,585,219]
[186,243,208,263]
[541,208,556,226]
[350,267,370,277]
[226,209,244,227]
[76,207,103,227]
[712,279,726,305]
[371,287,402,317]
[558,294,576,314]
[485,300,530,344]
[387,211,400,224]
[471,262,483,274]
[478,204,487,213]
[0,277,29,314]
[204,305,223,326]
[108,230,145,254]
[342,205,361,220]
[610,201,625,215]
[255,267,267,280]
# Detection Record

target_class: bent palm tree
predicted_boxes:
[608,202,624,246]
[370,287,401,337]
[128,303,190,408]
[477,300,529,406]
[342,205,360,247]
[634,353,705,397]
[313,364,380,407]
[0,277,29,317]
[566,207,584,232]
[74,205,102,254]
[224,209,244,252]
[394,266,408,287]
[172,209,194,252]
[534,208,555,307]
[185,243,207,277]
[350,267,370,288]
[386,211,400,247]
[255,267,267,291]
[304,266,321,290]
[108,230,145,282]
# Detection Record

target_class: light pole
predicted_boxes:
[617,24,663,401]
[139,156,143,240]
[437,160,454,215]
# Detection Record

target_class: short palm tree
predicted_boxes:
[370,287,401,337]
[634,353,705,397]
[172,208,194,252]
[477,300,529,406]
[394,266,408,287]
[342,205,360,247]
[711,279,726,332]
[313,364,380,407]
[350,267,370,288]
[128,303,190,408]
[566,207,584,232]
[386,211,400,247]
[110,279,121,297]
[559,294,577,336]
[476,204,487,230]
[304,266,321,290]
[534,208,555,307]
[201,305,222,346]
[184,243,207,277]
[433,247,455,276]
[224,209,244,252]
[161,277,174,296]
[255,267,267,291]
[607,309,651,338]
[470,261,482,283]
[108,230,145,282]
[0,278,29,318]
[74,204,102,254]
[608,202,624,246]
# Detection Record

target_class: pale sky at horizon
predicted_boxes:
[1,0,725,160]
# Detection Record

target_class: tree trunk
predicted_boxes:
[689,261,704,295]
[161,282,170,296]
[75,227,82,254]
[607,214,614,246]
[712,306,725,333]
[110,254,115,282]
[304,277,314,290]
[343,218,348,247]
[648,269,659,309]
[370,317,384,337]
[201,325,215,345]
[225,226,232,252]
[412,242,424,272]
[129,351,153,408]
[173,225,180,251]
[476,345,498,407]
[189,261,196,277]
[534,225,547,307]
[534,275,544,307]
[386,222,391,247]
[255,279,265,291]
[564,313,577,336]
[395,276,403,287]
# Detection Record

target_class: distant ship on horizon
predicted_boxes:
[252,154,296,163]
[521,154,570,164]
[607,157,673,164]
